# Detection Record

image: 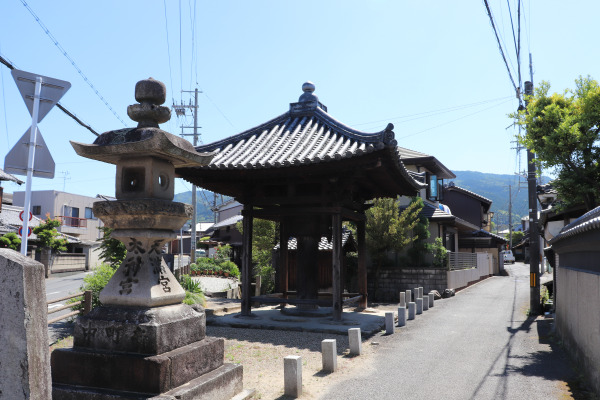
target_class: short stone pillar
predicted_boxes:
[405,289,412,303]
[416,297,423,314]
[284,355,303,397]
[0,249,51,400]
[397,306,406,327]
[385,312,395,334]
[348,328,362,356]
[423,295,429,311]
[414,287,420,299]
[418,287,424,299]
[408,302,416,320]
[428,292,435,307]
[321,339,337,372]
[399,291,406,307]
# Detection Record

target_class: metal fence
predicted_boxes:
[47,290,92,324]
[447,252,478,270]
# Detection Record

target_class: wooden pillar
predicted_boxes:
[332,213,343,321]
[279,219,289,301]
[357,219,367,310]
[241,204,253,316]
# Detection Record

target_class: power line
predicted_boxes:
[353,95,514,128]
[0,51,9,149]
[19,0,127,127]
[163,0,175,106]
[482,0,519,95]
[0,54,99,136]
[397,98,514,140]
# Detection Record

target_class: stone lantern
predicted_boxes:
[51,78,244,399]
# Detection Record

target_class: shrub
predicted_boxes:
[69,263,116,311]
[0,232,21,250]
[213,244,232,264]
[220,260,240,278]
[179,274,206,306]
[429,237,448,268]
[197,257,216,271]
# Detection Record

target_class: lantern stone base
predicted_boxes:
[51,304,243,400]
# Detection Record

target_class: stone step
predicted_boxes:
[52,337,224,394]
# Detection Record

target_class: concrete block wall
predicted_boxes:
[368,267,447,302]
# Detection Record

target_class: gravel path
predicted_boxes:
[206,325,383,399]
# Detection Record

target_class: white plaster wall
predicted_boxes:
[557,266,600,393]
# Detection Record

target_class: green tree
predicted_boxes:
[69,262,117,311]
[513,76,600,211]
[33,216,68,252]
[506,230,524,245]
[366,196,423,293]
[96,227,127,268]
[408,215,431,266]
[0,232,21,250]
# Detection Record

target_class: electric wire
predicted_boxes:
[0,54,99,136]
[203,92,237,130]
[482,0,519,93]
[397,98,514,140]
[179,0,183,97]
[163,0,175,107]
[0,50,10,149]
[19,0,126,127]
[353,95,514,128]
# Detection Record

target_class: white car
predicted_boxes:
[503,250,515,264]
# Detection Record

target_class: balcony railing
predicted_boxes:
[59,216,87,228]
[447,251,478,270]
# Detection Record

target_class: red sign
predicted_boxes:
[19,210,33,221]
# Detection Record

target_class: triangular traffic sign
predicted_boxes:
[4,128,56,179]
[11,69,70,123]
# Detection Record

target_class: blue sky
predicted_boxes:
[1,1,598,199]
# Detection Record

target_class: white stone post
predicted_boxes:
[348,328,362,356]
[284,355,302,397]
[321,339,337,372]
[408,302,416,320]
[399,291,406,307]
[429,292,435,307]
[405,289,412,303]
[397,306,406,327]
[423,295,429,311]
[385,312,395,334]
[418,287,424,299]
[416,297,423,314]
[414,287,420,299]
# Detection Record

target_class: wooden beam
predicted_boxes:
[332,212,343,321]
[357,219,367,309]
[241,204,253,316]
[279,218,289,302]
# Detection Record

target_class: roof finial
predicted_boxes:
[299,81,318,103]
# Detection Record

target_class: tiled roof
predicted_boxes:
[196,109,399,170]
[0,168,23,184]
[274,229,355,251]
[0,205,80,243]
[396,147,456,179]
[212,215,243,229]
[470,229,507,242]
[418,202,454,221]
[550,206,600,244]
[445,184,492,206]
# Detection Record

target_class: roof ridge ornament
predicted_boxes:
[290,81,328,115]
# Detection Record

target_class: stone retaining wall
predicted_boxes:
[368,267,447,302]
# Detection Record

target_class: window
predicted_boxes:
[32,205,42,215]
[85,207,94,219]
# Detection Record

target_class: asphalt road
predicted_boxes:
[320,262,580,400]
[45,270,91,344]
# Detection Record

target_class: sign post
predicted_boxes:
[3,69,70,256]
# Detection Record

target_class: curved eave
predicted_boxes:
[550,206,600,244]
[71,128,215,168]
[398,155,456,180]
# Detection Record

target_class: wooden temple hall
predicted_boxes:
[177,82,426,320]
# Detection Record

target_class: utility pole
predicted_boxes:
[508,184,512,249]
[173,88,201,264]
[525,53,541,315]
